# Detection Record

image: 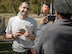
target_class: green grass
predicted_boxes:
[0,35,3,40]
[0,42,12,51]
[0,35,12,54]
[0,13,41,26]
[0,42,12,54]
[0,51,13,54]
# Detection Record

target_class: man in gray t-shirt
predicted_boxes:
[5,1,37,54]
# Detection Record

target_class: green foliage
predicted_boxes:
[0,42,12,54]
[0,0,50,14]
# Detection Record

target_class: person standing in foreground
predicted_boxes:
[5,1,37,54]
[34,0,72,54]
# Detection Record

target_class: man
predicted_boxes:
[5,1,37,54]
[34,0,72,54]
[42,4,49,16]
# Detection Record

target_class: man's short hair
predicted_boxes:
[19,1,30,6]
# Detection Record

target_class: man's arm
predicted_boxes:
[5,33,13,39]
[23,31,36,41]
[34,34,43,54]
[5,32,22,39]
[34,28,45,54]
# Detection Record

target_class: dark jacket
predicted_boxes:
[34,19,72,54]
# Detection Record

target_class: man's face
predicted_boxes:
[19,2,30,16]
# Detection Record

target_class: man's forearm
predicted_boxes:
[6,33,13,39]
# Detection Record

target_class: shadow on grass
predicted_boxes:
[0,42,13,54]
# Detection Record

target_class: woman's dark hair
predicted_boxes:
[53,0,72,19]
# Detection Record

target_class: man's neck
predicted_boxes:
[19,15,28,19]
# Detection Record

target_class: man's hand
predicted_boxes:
[40,16,48,24]
[24,31,36,41]
[13,31,22,38]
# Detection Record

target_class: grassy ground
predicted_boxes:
[0,13,41,26]
[0,41,12,54]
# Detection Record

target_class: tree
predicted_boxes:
[10,0,16,15]
[0,0,51,14]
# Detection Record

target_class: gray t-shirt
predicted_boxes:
[5,16,37,52]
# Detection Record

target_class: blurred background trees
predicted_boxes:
[0,0,50,14]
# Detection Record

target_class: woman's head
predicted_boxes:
[53,0,72,19]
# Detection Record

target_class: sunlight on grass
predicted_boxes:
[0,35,3,40]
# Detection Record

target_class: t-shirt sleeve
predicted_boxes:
[5,18,12,34]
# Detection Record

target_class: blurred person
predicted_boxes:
[41,3,56,24]
[42,4,49,16]
[34,0,72,54]
[5,1,37,54]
